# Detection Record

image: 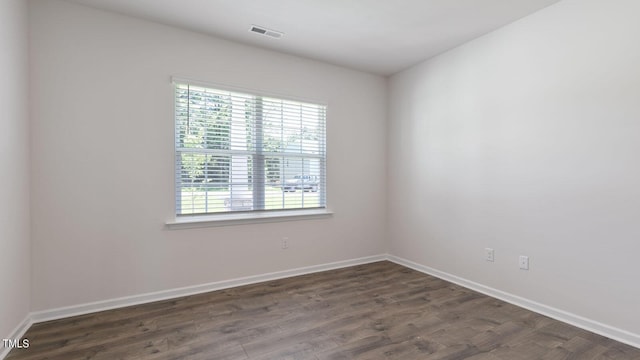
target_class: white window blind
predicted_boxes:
[174,81,327,216]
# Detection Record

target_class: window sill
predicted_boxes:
[165,209,333,229]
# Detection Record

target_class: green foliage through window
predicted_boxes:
[174,81,326,215]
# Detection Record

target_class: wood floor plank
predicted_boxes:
[6,261,640,359]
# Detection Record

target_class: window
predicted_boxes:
[174,80,326,217]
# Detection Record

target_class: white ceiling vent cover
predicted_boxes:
[250,25,283,39]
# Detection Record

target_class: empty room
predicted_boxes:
[2,0,639,359]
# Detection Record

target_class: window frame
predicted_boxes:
[168,77,332,227]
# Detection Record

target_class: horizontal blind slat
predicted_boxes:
[175,81,327,215]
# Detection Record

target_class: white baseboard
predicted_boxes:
[387,254,640,350]
[5,253,638,360]
[30,254,386,324]
[0,315,33,360]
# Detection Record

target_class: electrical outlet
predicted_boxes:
[281,237,289,249]
[485,248,494,262]
[519,255,529,270]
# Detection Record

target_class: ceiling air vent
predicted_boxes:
[250,25,283,39]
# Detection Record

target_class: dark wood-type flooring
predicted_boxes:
[6,261,640,359]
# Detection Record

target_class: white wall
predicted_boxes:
[389,0,640,338]
[29,0,387,311]
[0,0,31,340]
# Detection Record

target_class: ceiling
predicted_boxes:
[64,0,561,75]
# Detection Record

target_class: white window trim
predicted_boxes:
[171,76,328,107]
[171,76,329,221]
[166,208,333,229]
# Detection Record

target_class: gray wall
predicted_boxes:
[389,0,640,340]
[0,0,31,345]
[29,0,387,311]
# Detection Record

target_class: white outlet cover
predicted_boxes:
[485,248,494,262]
[519,255,529,270]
